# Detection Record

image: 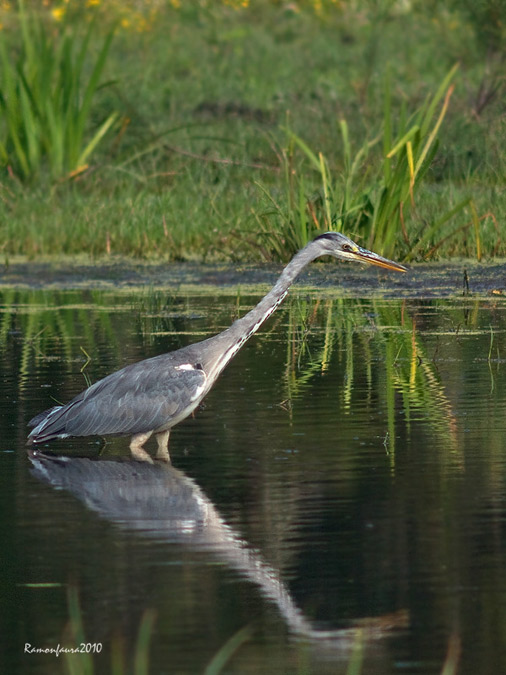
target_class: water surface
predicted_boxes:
[1,289,506,674]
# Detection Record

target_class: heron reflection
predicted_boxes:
[28,449,407,645]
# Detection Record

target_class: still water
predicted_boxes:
[1,288,506,674]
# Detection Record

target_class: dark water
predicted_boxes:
[2,289,506,675]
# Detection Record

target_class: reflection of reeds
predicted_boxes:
[203,625,253,675]
[390,308,460,459]
[284,297,335,398]
[63,586,155,675]
[1,290,120,396]
[283,296,460,468]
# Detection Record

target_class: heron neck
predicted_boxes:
[209,242,321,377]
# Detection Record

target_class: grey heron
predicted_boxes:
[28,232,406,462]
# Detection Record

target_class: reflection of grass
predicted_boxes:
[63,586,155,675]
[283,296,459,466]
[204,625,253,675]
[0,290,121,395]
[374,302,461,465]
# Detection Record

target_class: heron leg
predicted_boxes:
[130,431,153,463]
[155,429,171,463]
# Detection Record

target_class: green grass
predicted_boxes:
[0,0,117,181]
[0,1,504,261]
[250,64,481,261]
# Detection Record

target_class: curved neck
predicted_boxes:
[208,241,323,378]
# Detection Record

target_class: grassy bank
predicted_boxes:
[0,0,504,262]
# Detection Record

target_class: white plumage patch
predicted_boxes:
[175,363,195,371]
[190,381,207,402]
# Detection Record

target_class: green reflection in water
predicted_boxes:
[3,289,506,675]
[281,295,461,471]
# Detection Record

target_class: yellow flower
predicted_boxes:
[313,0,323,14]
[51,6,65,21]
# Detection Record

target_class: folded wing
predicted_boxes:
[28,355,207,443]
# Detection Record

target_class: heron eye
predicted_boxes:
[341,244,352,252]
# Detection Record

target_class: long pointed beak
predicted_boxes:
[354,247,407,273]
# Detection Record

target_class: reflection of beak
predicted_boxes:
[354,247,407,273]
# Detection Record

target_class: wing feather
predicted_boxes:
[28,353,207,442]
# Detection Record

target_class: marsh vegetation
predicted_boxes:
[0,0,503,262]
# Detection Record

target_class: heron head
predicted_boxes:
[314,232,407,273]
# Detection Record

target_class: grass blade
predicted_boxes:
[204,626,252,675]
[469,199,481,261]
[414,84,455,178]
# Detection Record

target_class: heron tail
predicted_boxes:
[27,405,66,444]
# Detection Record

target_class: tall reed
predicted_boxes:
[253,65,472,261]
[0,0,117,181]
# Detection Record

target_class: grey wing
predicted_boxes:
[29,356,207,441]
